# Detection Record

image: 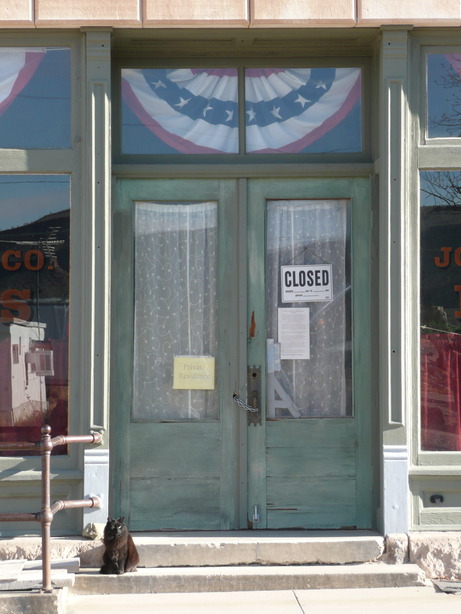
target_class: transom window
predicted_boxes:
[427,53,461,140]
[0,47,70,149]
[121,66,362,156]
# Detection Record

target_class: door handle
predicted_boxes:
[232,367,262,426]
[233,393,258,413]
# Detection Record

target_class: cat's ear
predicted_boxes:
[107,516,112,522]
[118,517,125,524]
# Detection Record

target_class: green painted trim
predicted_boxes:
[113,164,375,179]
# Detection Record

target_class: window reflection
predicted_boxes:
[122,68,238,154]
[420,171,461,451]
[245,68,362,154]
[427,54,461,139]
[121,66,362,155]
[0,176,70,455]
[0,47,70,149]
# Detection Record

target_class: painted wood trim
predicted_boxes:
[218,179,242,529]
[383,444,409,533]
[113,163,375,179]
[351,177,374,528]
[110,178,135,521]
[83,448,109,525]
[237,178,249,527]
[410,465,461,475]
[379,29,410,433]
[410,474,461,529]
[418,147,461,169]
[83,30,112,434]
[0,469,83,481]
[246,179,269,528]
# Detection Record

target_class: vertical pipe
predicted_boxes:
[40,425,53,592]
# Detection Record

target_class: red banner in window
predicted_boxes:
[421,333,461,451]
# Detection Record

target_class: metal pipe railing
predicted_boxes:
[0,424,102,592]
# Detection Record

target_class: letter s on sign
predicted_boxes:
[1,289,31,323]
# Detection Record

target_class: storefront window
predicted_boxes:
[121,66,362,155]
[245,68,361,154]
[0,176,70,455]
[0,47,70,149]
[122,68,239,154]
[427,53,461,139]
[420,171,461,451]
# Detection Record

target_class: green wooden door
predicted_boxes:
[246,178,372,529]
[112,176,372,530]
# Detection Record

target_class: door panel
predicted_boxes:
[247,178,372,529]
[112,176,372,531]
[112,179,241,530]
[266,421,356,529]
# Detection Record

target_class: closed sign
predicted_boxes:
[281,264,333,303]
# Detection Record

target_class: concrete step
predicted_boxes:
[0,530,385,569]
[0,589,68,614]
[72,563,428,595]
[133,530,385,568]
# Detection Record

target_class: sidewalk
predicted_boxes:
[67,586,461,614]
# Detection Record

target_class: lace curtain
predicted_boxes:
[266,200,351,418]
[133,202,218,421]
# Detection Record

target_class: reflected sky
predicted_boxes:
[427,54,461,138]
[420,170,461,207]
[0,48,71,149]
[0,175,70,232]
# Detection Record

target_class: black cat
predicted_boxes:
[100,516,140,574]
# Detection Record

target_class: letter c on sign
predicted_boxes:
[2,250,21,271]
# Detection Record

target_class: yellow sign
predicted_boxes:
[173,356,215,390]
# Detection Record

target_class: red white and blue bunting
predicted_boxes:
[122,67,361,154]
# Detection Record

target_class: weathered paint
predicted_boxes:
[113,176,373,530]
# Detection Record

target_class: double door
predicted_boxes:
[111,176,372,530]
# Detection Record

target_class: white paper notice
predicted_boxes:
[278,308,310,360]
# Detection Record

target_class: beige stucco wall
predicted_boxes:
[0,0,461,28]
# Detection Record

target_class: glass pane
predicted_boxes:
[427,53,461,138]
[122,68,238,154]
[266,200,351,418]
[0,48,70,149]
[0,176,70,456]
[133,201,218,420]
[245,68,362,154]
[420,171,461,451]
